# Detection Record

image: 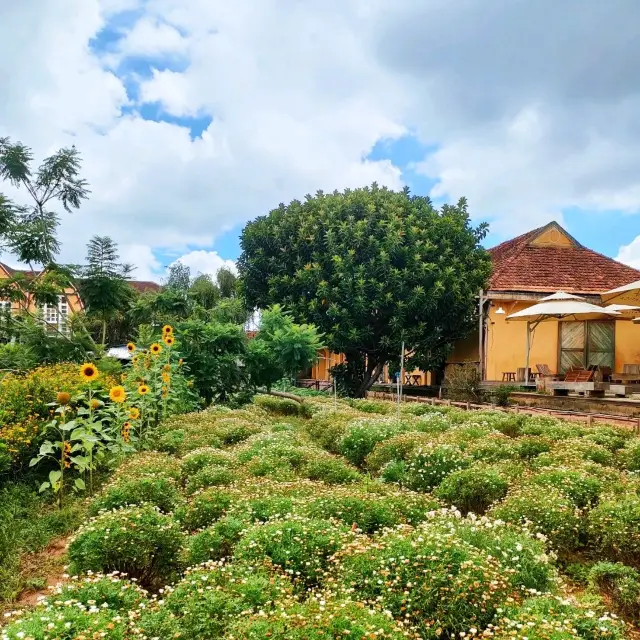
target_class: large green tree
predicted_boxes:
[0,137,89,268]
[239,184,491,396]
[78,236,135,345]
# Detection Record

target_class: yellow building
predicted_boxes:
[454,222,640,381]
[310,222,640,385]
[0,262,84,336]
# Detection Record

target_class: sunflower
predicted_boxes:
[162,364,171,372]
[163,335,175,346]
[132,355,140,365]
[109,386,127,403]
[162,324,173,335]
[89,398,102,410]
[80,363,99,381]
[138,384,150,396]
[162,372,171,384]
[56,391,71,406]
[161,386,169,398]
[129,407,140,420]
[127,342,136,352]
[150,343,163,355]
[121,422,131,443]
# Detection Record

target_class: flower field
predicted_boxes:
[2,395,640,639]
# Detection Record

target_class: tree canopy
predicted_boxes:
[239,184,491,395]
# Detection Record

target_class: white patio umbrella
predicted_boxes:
[506,292,620,382]
[601,280,640,305]
[603,304,640,318]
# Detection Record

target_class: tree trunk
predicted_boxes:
[355,359,385,397]
[258,389,304,404]
[101,318,107,346]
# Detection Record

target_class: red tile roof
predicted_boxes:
[488,222,640,295]
[128,280,162,293]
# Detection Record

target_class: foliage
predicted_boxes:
[239,184,491,396]
[0,343,37,372]
[234,516,351,589]
[444,363,483,402]
[184,464,235,494]
[331,520,514,638]
[68,505,184,589]
[0,136,89,266]
[176,487,232,530]
[489,485,583,553]
[587,497,640,567]
[77,235,134,345]
[529,468,603,508]
[338,417,406,466]
[176,319,247,405]
[302,454,362,484]
[184,516,246,565]
[253,394,309,416]
[401,443,471,491]
[139,562,292,639]
[588,561,640,621]
[88,475,182,515]
[435,466,510,514]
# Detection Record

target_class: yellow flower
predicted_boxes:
[163,335,175,346]
[129,407,140,420]
[132,355,140,365]
[162,364,171,372]
[109,386,127,403]
[162,324,173,335]
[127,342,136,352]
[161,386,169,398]
[150,343,162,355]
[162,372,171,384]
[89,398,102,410]
[138,384,150,396]
[80,363,99,381]
[56,391,71,405]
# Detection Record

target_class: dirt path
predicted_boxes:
[15,535,70,607]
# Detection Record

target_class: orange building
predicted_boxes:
[0,262,84,336]
[310,222,640,384]
[453,222,640,381]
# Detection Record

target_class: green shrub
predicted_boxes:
[231,495,297,522]
[185,464,235,494]
[176,488,232,530]
[68,505,184,589]
[185,516,247,566]
[339,417,405,466]
[114,452,182,481]
[402,443,471,491]
[582,427,630,452]
[619,439,640,472]
[228,597,408,639]
[587,497,640,567]
[154,428,187,454]
[332,522,513,638]
[44,573,148,611]
[0,442,11,477]
[492,595,626,640]
[234,516,350,589]
[435,467,509,514]
[213,417,263,445]
[254,395,308,417]
[489,485,583,553]
[349,399,391,414]
[138,561,293,638]
[529,468,603,508]
[302,455,361,484]
[588,561,640,621]
[438,515,556,592]
[365,431,433,473]
[516,435,552,459]
[465,433,520,462]
[306,409,358,453]
[305,495,401,533]
[180,447,236,479]
[0,605,130,639]
[556,439,616,467]
[88,476,182,515]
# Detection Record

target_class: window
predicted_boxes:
[41,296,70,335]
[559,321,614,373]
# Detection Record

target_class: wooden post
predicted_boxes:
[465,402,470,411]
[587,414,593,427]
[636,418,640,435]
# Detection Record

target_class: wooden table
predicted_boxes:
[502,372,516,382]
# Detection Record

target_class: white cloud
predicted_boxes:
[616,236,640,270]
[2,0,640,273]
[120,244,164,281]
[174,250,236,278]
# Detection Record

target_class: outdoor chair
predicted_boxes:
[535,364,559,380]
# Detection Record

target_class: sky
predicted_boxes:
[2,0,640,282]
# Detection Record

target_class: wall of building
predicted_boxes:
[484,300,640,380]
[485,301,559,380]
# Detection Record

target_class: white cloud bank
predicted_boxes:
[1,0,640,280]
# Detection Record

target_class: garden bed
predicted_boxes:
[1,395,640,639]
